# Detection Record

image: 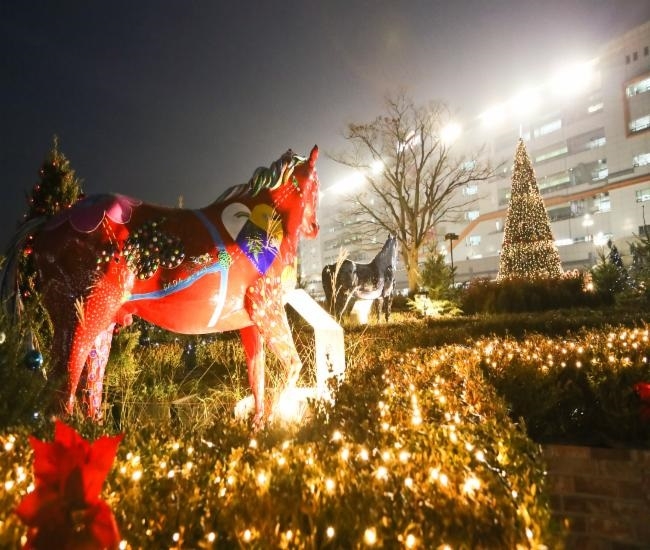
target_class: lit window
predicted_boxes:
[466,210,479,221]
[555,238,574,247]
[535,145,568,163]
[633,153,650,167]
[629,115,650,133]
[533,119,561,137]
[539,171,570,191]
[588,137,606,149]
[587,102,604,114]
[594,193,611,213]
[464,183,478,196]
[466,235,481,246]
[626,77,650,96]
[636,188,650,202]
[593,167,608,181]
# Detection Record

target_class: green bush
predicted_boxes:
[0,345,561,549]
[460,275,603,314]
[476,328,650,447]
[4,305,650,547]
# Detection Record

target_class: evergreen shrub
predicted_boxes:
[460,275,603,314]
[0,346,561,549]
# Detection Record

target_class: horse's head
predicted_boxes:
[377,233,399,269]
[290,145,320,239]
[250,146,320,242]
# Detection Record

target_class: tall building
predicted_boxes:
[300,20,650,295]
[447,19,650,283]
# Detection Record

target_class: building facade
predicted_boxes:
[300,20,650,295]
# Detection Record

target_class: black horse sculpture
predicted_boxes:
[322,234,398,321]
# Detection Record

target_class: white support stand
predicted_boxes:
[234,288,346,423]
[350,299,374,325]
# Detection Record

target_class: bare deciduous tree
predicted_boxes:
[332,93,494,293]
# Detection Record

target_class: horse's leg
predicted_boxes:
[239,324,265,427]
[62,275,127,418]
[81,323,115,420]
[245,277,302,413]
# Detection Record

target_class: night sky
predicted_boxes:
[3,1,650,249]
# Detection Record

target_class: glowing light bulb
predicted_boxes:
[325,478,336,492]
[364,527,377,545]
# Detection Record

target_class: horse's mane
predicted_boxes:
[248,149,306,196]
[214,150,307,204]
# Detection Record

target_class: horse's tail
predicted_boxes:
[1,216,47,321]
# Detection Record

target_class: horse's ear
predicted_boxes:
[309,145,319,167]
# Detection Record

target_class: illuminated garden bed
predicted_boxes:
[1,314,649,548]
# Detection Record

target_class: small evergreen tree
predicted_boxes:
[24,135,83,222]
[606,239,633,289]
[630,228,650,302]
[497,140,563,281]
[19,136,84,299]
[590,248,627,303]
[420,242,456,300]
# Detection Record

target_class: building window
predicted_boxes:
[548,206,572,222]
[626,77,650,96]
[593,193,611,213]
[633,51,638,61]
[535,145,568,163]
[533,118,562,138]
[645,46,649,56]
[538,171,570,192]
[588,136,606,149]
[587,101,604,114]
[463,183,478,196]
[466,235,481,246]
[633,153,650,167]
[629,115,650,133]
[466,210,479,221]
[626,55,631,64]
[636,188,650,202]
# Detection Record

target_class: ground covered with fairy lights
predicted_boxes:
[2,314,650,549]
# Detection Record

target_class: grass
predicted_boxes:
[1,306,650,547]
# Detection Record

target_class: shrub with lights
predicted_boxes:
[3,306,650,547]
[0,335,562,548]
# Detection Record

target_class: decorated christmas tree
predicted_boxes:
[24,135,84,222]
[19,137,84,299]
[497,139,563,281]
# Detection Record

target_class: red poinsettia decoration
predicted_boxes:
[15,420,123,550]
[634,382,650,421]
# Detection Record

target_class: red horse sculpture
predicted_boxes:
[2,146,320,426]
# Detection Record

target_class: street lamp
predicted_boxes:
[444,232,459,286]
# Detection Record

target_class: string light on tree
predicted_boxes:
[497,139,563,281]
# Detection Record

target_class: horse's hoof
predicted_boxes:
[251,412,265,431]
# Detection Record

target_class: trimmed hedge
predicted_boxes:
[460,276,605,314]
